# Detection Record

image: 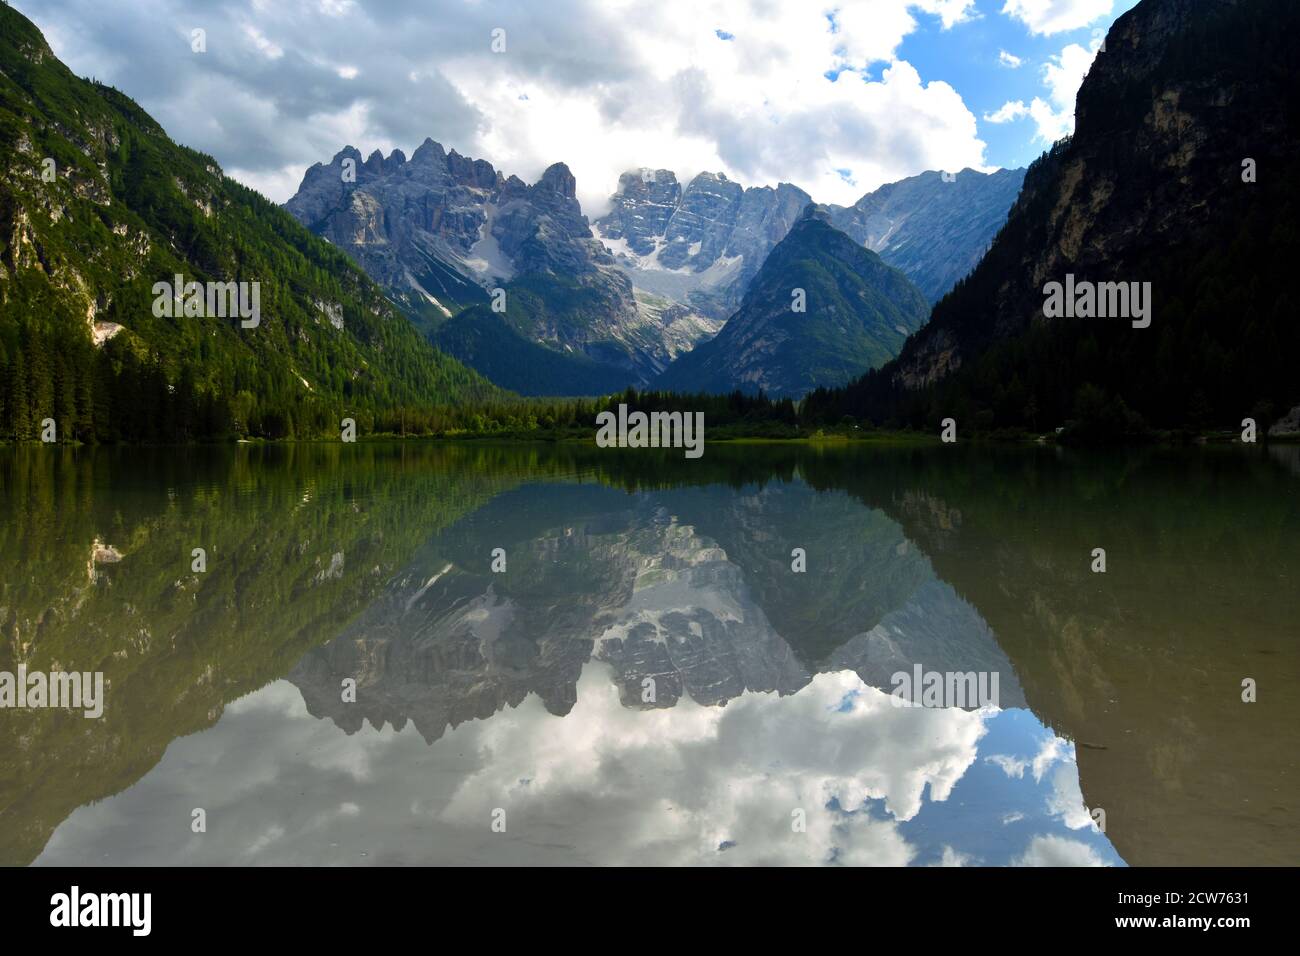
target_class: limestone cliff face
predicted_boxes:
[286,140,652,376]
[596,169,685,257]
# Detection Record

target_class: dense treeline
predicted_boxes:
[366,387,801,440]
[0,325,813,442]
[5,315,1293,444]
[0,319,488,443]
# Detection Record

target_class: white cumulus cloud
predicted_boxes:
[1001,0,1112,35]
[983,39,1099,144]
[984,100,1031,123]
[1013,834,1108,866]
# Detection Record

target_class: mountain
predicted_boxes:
[283,141,501,325]
[285,142,681,387]
[825,167,1026,303]
[595,166,1024,316]
[810,0,1300,436]
[653,208,929,398]
[284,139,1024,398]
[0,5,500,443]
[593,169,813,321]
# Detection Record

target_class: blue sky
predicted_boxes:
[897,0,1141,171]
[19,0,1144,211]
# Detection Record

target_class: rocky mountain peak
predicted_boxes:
[362,149,387,177]
[410,137,448,165]
[446,148,499,189]
[330,145,363,166]
[614,168,678,194]
[592,165,812,320]
[653,213,929,398]
[689,170,733,186]
[537,162,578,198]
[500,173,529,202]
[825,165,1027,303]
[285,138,656,381]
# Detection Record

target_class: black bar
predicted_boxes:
[0,866,1282,941]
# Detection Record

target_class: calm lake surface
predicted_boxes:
[1,441,1297,866]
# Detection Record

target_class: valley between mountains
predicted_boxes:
[284,138,1023,398]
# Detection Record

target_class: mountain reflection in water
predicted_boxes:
[3,442,1296,866]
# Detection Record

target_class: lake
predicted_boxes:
[2,441,1297,866]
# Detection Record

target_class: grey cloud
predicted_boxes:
[14,0,989,209]
[16,0,638,189]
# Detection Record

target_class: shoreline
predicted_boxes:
[1,431,1295,449]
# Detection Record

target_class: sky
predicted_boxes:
[17,0,1141,215]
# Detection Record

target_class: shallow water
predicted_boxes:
[2,441,1296,866]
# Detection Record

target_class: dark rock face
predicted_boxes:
[657,172,746,271]
[826,167,1026,303]
[867,0,1300,426]
[653,209,930,398]
[285,138,503,320]
[496,162,611,276]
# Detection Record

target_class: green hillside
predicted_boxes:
[0,4,501,443]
